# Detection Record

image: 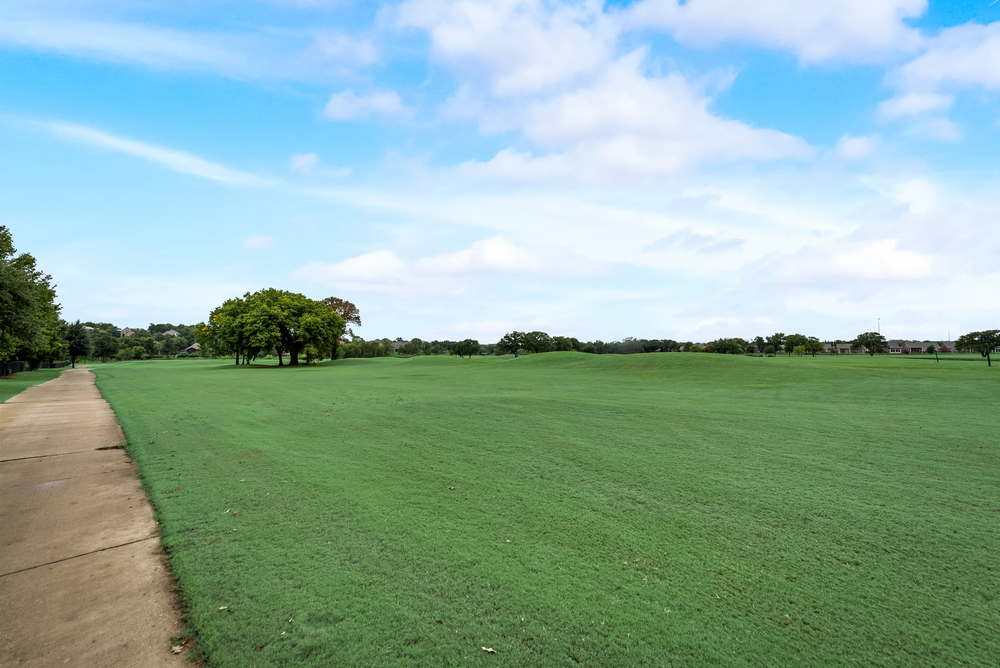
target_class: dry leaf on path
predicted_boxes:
[171,645,183,654]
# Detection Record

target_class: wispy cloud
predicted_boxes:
[244,234,276,249]
[323,90,408,120]
[40,121,277,187]
[0,6,377,81]
[293,236,609,296]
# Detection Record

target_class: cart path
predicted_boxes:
[0,367,189,667]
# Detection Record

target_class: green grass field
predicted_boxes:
[92,353,999,667]
[0,367,63,403]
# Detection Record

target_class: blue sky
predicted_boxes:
[2,0,999,343]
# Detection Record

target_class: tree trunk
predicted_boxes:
[277,349,284,366]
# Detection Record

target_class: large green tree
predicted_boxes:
[200,290,346,366]
[852,331,887,356]
[0,226,62,373]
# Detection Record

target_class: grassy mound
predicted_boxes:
[94,353,999,666]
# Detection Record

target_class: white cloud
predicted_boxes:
[244,234,275,249]
[877,92,953,118]
[750,238,936,288]
[323,90,407,120]
[889,22,1000,93]
[41,121,277,187]
[396,2,811,180]
[835,134,879,160]
[395,0,615,96]
[293,236,607,295]
[291,152,320,174]
[626,0,926,63]
[459,52,811,181]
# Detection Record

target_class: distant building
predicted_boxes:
[391,340,410,350]
[185,342,200,354]
[163,329,180,337]
[120,328,134,337]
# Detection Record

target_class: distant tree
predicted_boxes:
[617,337,644,354]
[553,336,580,352]
[955,330,999,366]
[92,330,119,363]
[158,335,178,357]
[709,338,744,354]
[955,330,999,357]
[689,343,703,353]
[766,333,786,355]
[115,346,134,361]
[522,331,553,354]
[64,321,92,368]
[804,337,824,357]
[453,339,481,358]
[496,331,525,356]
[926,344,937,355]
[763,345,776,356]
[852,331,888,356]
[792,345,805,357]
[752,336,767,354]
[784,334,808,357]
[131,345,146,360]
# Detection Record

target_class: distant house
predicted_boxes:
[163,329,180,337]
[391,340,410,351]
[184,342,200,354]
[120,327,134,337]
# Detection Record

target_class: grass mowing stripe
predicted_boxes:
[94,353,999,666]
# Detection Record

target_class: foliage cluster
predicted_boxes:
[0,226,64,371]
[197,290,346,366]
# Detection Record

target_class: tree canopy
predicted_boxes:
[955,330,999,357]
[64,320,93,368]
[0,225,64,370]
[452,339,481,358]
[956,330,999,366]
[496,331,525,356]
[322,297,361,339]
[199,290,346,366]
[852,331,887,356]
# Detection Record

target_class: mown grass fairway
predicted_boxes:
[94,354,999,667]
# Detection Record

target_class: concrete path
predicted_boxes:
[0,368,189,667]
